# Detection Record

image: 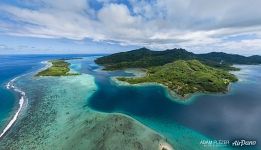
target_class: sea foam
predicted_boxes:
[0,78,25,138]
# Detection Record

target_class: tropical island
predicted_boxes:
[36,59,80,76]
[95,47,261,97]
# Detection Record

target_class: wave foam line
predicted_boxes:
[0,79,25,138]
[6,77,18,90]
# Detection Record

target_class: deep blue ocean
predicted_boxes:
[0,54,98,131]
[1,55,261,149]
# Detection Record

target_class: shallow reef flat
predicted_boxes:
[60,114,169,150]
[0,62,172,149]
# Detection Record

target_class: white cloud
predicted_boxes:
[0,0,261,54]
[98,4,137,27]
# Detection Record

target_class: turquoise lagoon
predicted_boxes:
[0,56,168,150]
[0,55,260,150]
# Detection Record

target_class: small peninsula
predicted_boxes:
[36,60,80,76]
[117,60,238,97]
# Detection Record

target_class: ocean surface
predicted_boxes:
[0,54,96,133]
[0,55,46,131]
[0,55,260,150]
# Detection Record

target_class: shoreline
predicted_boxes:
[111,69,236,104]
[111,76,195,104]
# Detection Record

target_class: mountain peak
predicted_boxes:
[135,47,151,51]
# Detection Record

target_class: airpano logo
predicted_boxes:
[231,139,257,147]
[200,139,257,147]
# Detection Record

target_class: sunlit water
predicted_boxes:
[87,62,261,150]
[1,55,260,150]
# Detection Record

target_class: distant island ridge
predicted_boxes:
[95,47,261,97]
[95,47,261,71]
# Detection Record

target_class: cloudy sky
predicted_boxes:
[1,0,261,55]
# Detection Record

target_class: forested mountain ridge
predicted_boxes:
[95,47,261,70]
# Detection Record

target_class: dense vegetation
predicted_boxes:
[36,60,79,76]
[95,47,261,70]
[118,60,238,97]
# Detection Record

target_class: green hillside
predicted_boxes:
[117,60,238,97]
